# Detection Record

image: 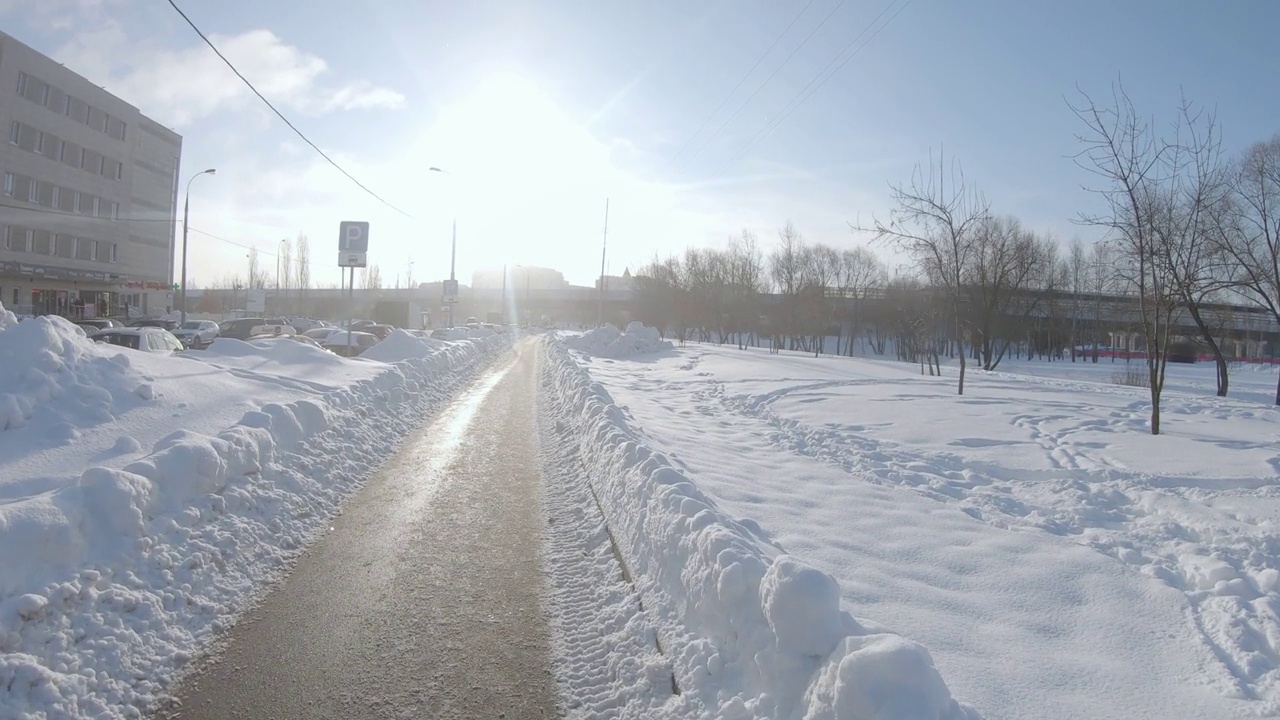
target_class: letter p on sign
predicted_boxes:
[338,221,369,253]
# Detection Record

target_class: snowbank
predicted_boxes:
[359,329,442,362]
[0,314,142,434]
[564,322,672,358]
[540,338,976,719]
[0,322,512,718]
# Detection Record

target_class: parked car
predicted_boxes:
[89,327,185,354]
[363,323,395,340]
[249,333,324,348]
[289,317,328,333]
[218,317,294,340]
[74,318,121,332]
[302,327,336,340]
[320,331,379,357]
[172,320,220,348]
[129,318,178,331]
[430,329,452,340]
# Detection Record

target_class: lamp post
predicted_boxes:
[429,166,457,328]
[179,167,216,324]
[276,238,287,315]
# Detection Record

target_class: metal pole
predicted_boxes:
[598,198,609,327]
[180,193,190,324]
[501,263,507,325]
[448,218,456,328]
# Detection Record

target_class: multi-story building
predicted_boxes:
[0,31,181,318]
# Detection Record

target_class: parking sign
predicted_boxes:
[338,222,369,267]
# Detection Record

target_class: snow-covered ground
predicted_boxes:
[0,311,510,719]
[560,335,1280,719]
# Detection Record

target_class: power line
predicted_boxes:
[189,227,279,257]
[663,0,819,169]
[718,0,912,173]
[679,0,848,169]
[164,0,412,218]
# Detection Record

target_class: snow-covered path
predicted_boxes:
[576,343,1277,719]
[157,340,561,719]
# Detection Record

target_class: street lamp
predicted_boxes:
[179,168,217,324]
[430,167,457,327]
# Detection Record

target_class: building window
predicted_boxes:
[27,179,38,203]
[106,242,117,263]
[16,72,26,96]
[56,186,74,212]
[87,106,106,133]
[31,230,52,255]
[54,234,75,259]
[72,191,81,213]
[107,117,126,141]
[8,122,18,145]
[109,201,118,220]
[2,173,12,197]
[37,182,53,207]
[34,131,43,154]
[75,237,94,261]
[92,197,101,217]
[4,226,30,252]
[51,186,60,207]
[104,157,122,181]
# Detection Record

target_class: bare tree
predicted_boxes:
[1217,135,1280,404]
[246,248,269,289]
[1071,83,1177,434]
[294,234,311,290]
[965,215,1053,370]
[1065,238,1089,360]
[863,151,990,394]
[278,241,294,291]
[836,246,887,356]
[726,231,766,349]
[361,265,383,290]
[1154,99,1233,396]
[769,222,806,352]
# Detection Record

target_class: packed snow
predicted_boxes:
[0,305,511,719]
[540,337,976,720]
[564,337,1280,719]
[564,321,674,358]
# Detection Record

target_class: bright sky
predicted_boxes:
[2,0,1278,288]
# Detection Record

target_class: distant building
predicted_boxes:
[595,267,633,292]
[471,266,568,292]
[0,31,182,317]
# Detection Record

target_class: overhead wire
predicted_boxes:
[662,0,819,169]
[679,0,849,168]
[164,0,412,218]
[716,0,912,174]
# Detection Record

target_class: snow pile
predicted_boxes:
[541,338,975,719]
[360,329,442,362]
[0,302,17,330]
[0,333,512,719]
[564,322,672,358]
[0,314,145,433]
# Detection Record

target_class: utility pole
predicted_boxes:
[501,263,507,325]
[598,198,609,327]
[448,219,457,329]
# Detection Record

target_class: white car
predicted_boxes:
[89,327,185,354]
[172,320,220,348]
[319,330,379,357]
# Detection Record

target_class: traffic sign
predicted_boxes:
[338,252,368,268]
[338,221,369,267]
[442,278,459,303]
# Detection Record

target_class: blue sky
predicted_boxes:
[3,0,1278,288]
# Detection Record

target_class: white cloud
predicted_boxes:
[52,24,404,126]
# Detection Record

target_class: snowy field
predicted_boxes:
[561,331,1280,719]
[0,310,511,719]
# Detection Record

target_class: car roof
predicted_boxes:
[94,327,167,335]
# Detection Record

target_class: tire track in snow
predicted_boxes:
[692,377,1280,708]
